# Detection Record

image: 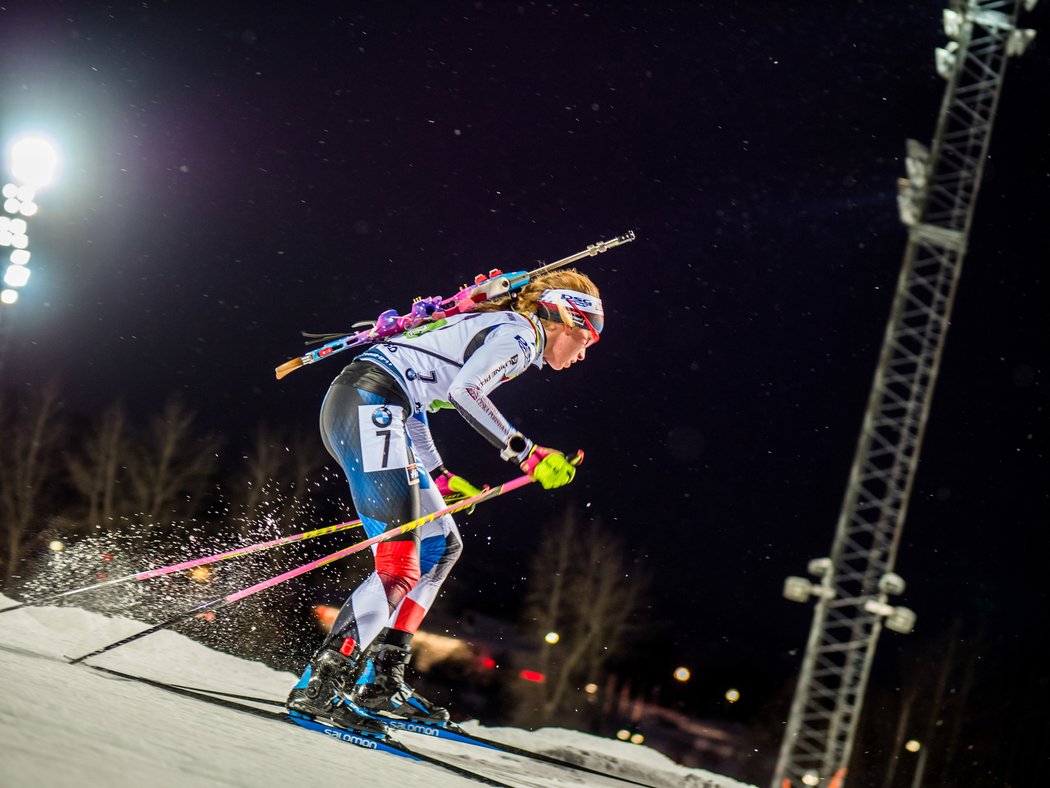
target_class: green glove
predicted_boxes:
[520,446,576,490]
[434,468,484,513]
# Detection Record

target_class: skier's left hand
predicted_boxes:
[434,467,483,505]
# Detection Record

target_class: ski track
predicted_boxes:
[0,595,754,788]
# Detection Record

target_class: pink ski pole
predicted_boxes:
[68,453,581,665]
[0,518,366,615]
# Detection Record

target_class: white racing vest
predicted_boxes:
[355,310,546,457]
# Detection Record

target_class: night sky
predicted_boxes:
[2,0,1048,773]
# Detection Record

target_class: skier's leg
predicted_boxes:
[320,383,423,652]
[287,383,421,730]
[352,477,462,722]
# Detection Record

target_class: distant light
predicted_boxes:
[189,565,213,583]
[905,739,922,753]
[802,772,821,786]
[48,540,64,552]
[4,265,30,287]
[1,289,17,304]
[519,669,546,683]
[629,733,645,745]
[10,249,29,265]
[544,631,560,644]
[584,682,599,694]
[9,136,59,188]
[313,604,338,631]
[673,666,691,682]
[725,688,740,703]
[615,729,631,741]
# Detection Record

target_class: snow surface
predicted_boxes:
[0,595,753,788]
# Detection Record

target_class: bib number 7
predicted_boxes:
[358,405,410,472]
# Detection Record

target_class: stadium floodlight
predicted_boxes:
[3,264,30,287]
[886,606,916,634]
[8,136,59,188]
[0,288,17,304]
[943,9,964,39]
[935,42,958,79]
[10,250,30,265]
[1007,28,1038,57]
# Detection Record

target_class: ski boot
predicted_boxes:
[286,640,388,736]
[350,642,451,724]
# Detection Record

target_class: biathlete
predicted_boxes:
[286,268,604,733]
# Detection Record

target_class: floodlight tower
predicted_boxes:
[772,3,1037,787]
[1,136,58,306]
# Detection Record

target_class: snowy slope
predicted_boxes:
[0,595,753,788]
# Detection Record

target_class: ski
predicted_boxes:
[156,683,655,787]
[74,662,516,788]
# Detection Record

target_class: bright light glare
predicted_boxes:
[584,682,598,694]
[1,288,18,304]
[615,729,630,741]
[0,231,11,246]
[725,688,740,703]
[2,184,17,199]
[3,198,19,214]
[49,540,65,552]
[544,631,560,644]
[19,201,38,217]
[802,772,821,786]
[673,666,691,682]
[11,234,27,249]
[629,733,645,745]
[9,136,59,188]
[11,250,30,265]
[905,739,921,753]
[9,218,27,234]
[4,265,30,287]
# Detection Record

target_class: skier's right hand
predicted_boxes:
[520,446,576,490]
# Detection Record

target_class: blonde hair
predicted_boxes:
[476,268,600,328]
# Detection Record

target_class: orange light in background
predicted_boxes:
[519,669,546,683]
[313,604,338,631]
[189,565,213,584]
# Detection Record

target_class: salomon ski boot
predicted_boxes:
[287,641,387,735]
[350,643,450,724]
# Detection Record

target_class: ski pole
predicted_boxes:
[67,452,582,664]
[0,518,366,615]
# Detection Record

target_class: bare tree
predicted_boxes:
[515,507,649,726]
[65,402,130,528]
[228,423,328,537]
[125,396,220,528]
[0,381,65,589]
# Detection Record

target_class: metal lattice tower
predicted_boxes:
[772,3,1037,786]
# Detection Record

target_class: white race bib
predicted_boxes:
[358,405,410,472]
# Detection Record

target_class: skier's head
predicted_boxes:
[518,269,602,371]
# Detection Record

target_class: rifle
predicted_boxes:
[274,231,635,380]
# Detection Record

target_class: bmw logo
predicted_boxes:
[371,407,393,428]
